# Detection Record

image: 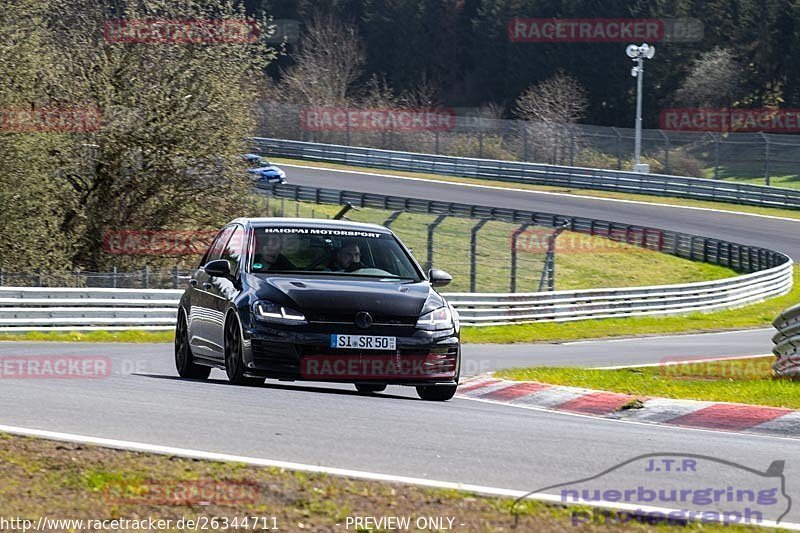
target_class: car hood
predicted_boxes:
[248,275,441,318]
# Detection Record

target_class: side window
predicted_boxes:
[222,225,245,276]
[200,227,234,267]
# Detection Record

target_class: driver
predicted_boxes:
[329,239,365,272]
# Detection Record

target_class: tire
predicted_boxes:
[174,311,211,380]
[224,315,263,386]
[416,384,457,401]
[355,384,387,394]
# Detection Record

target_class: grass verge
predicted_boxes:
[494,356,800,410]
[272,157,800,221]
[263,198,737,293]
[461,266,800,344]
[0,433,771,532]
[0,330,174,343]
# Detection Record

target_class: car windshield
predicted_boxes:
[250,226,422,280]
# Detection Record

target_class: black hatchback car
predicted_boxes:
[175,218,461,400]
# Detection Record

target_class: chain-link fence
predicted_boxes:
[256,103,800,187]
[0,268,193,289]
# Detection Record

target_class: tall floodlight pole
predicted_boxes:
[626,43,655,173]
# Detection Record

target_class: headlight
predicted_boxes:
[253,301,306,324]
[416,306,453,331]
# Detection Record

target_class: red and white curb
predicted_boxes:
[457,375,800,438]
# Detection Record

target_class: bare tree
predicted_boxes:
[673,48,741,107]
[280,12,365,106]
[514,71,588,164]
[514,71,588,125]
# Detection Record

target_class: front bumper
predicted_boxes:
[241,321,459,384]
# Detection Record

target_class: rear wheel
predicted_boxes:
[175,312,210,380]
[224,316,263,386]
[416,384,457,401]
[355,384,387,394]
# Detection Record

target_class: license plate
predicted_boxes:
[330,334,396,350]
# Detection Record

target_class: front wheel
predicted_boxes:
[224,316,263,386]
[416,384,457,401]
[175,312,211,380]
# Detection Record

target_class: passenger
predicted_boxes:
[254,234,296,272]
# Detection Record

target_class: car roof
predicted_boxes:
[229,217,393,234]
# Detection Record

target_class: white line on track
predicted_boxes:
[591,353,772,370]
[0,423,796,530]
[280,163,800,225]
[559,327,774,345]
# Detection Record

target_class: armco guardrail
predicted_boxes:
[252,138,800,210]
[0,287,181,331]
[2,182,791,331]
[1,262,791,330]
[772,303,800,378]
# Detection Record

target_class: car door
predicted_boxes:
[205,224,246,359]
[189,226,234,359]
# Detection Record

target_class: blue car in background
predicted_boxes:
[243,153,287,184]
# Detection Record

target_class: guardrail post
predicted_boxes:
[522,123,529,161]
[426,215,448,271]
[761,133,771,186]
[435,130,440,155]
[382,210,403,227]
[0,267,3,286]
[172,266,179,289]
[112,266,117,289]
[510,223,531,292]
[568,126,575,166]
[659,130,670,174]
[142,266,149,289]
[612,127,622,170]
[470,219,489,292]
[713,133,721,179]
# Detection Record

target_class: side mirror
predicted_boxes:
[204,259,231,279]
[428,268,452,288]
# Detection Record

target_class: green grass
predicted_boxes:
[0,433,780,532]
[0,330,173,343]
[266,197,737,293]
[495,356,800,410]
[461,266,800,344]
[273,157,800,220]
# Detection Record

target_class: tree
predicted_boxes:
[672,48,743,107]
[0,0,276,272]
[514,71,588,164]
[279,11,365,106]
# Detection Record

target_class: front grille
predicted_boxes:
[306,311,416,326]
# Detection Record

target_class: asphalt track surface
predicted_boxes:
[3,165,800,526]
[282,163,800,259]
